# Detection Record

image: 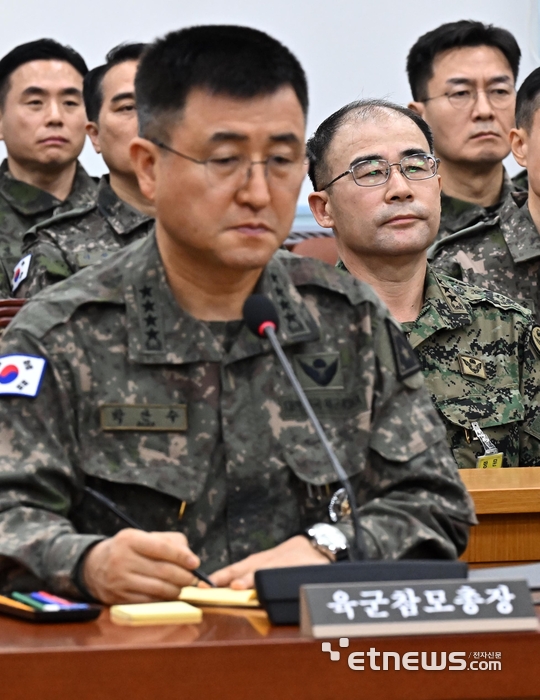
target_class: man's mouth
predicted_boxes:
[235,223,272,235]
[39,137,69,146]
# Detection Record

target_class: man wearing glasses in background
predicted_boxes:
[0,26,474,604]
[407,20,522,240]
[308,99,540,470]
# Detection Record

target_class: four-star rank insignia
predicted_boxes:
[294,352,344,390]
[532,327,540,356]
[458,354,486,380]
[385,319,421,380]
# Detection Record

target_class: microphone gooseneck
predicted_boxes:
[242,294,365,560]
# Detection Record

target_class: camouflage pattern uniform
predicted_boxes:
[438,169,519,241]
[337,260,540,469]
[13,176,154,298]
[0,159,97,276]
[0,259,11,299]
[429,191,540,322]
[0,236,475,598]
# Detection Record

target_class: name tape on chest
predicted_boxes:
[101,404,188,431]
[11,254,32,292]
[0,355,46,397]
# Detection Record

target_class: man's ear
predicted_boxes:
[130,137,158,202]
[510,127,528,168]
[86,122,101,154]
[408,101,426,118]
[308,190,335,229]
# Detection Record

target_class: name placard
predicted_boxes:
[300,578,537,638]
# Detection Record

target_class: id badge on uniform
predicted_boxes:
[471,422,504,469]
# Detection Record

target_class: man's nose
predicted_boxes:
[236,161,272,209]
[385,166,414,200]
[471,90,495,120]
[45,99,64,124]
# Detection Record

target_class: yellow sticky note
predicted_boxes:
[110,600,202,626]
[179,587,260,607]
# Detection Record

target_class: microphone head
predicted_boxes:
[243,294,280,337]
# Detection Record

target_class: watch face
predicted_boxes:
[309,523,348,552]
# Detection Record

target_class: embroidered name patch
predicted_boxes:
[0,354,46,397]
[11,254,32,292]
[458,354,486,380]
[100,404,188,431]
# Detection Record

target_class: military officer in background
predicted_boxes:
[0,26,474,604]
[0,39,96,274]
[406,20,522,240]
[12,43,155,298]
[429,67,540,324]
[308,98,540,470]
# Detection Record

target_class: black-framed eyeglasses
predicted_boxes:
[148,138,307,189]
[320,154,440,191]
[422,86,515,110]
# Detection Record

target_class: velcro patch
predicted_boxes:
[294,353,343,390]
[385,319,421,380]
[458,354,486,379]
[0,354,46,397]
[101,404,187,431]
[11,254,32,292]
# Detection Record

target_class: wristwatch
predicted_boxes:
[305,523,349,562]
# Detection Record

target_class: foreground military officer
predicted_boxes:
[308,99,540,470]
[430,68,540,323]
[0,39,96,273]
[13,43,155,298]
[0,26,474,604]
[407,20,522,239]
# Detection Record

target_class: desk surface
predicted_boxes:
[1,605,539,700]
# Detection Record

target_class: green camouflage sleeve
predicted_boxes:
[0,327,104,597]
[14,234,72,298]
[519,323,540,465]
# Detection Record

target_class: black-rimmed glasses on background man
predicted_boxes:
[320,154,440,191]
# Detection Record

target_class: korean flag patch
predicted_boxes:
[0,355,46,397]
[11,254,32,292]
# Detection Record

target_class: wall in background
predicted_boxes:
[0,0,538,203]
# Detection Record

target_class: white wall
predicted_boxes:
[0,0,538,203]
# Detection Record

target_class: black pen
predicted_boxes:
[83,486,216,588]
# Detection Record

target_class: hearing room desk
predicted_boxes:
[0,605,539,700]
[460,467,540,566]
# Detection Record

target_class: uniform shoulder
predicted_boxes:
[25,203,98,238]
[5,241,137,339]
[437,272,532,318]
[276,250,385,309]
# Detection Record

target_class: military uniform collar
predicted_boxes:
[124,236,319,365]
[405,266,472,348]
[497,191,540,263]
[97,176,153,236]
[0,159,95,215]
[440,169,514,234]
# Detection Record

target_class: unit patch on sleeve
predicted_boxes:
[385,319,421,380]
[11,254,32,292]
[0,355,47,397]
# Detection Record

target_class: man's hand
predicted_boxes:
[210,535,329,589]
[82,529,201,604]
[0,299,26,328]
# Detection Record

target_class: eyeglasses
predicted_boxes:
[320,154,439,190]
[423,86,515,110]
[149,138,307,189]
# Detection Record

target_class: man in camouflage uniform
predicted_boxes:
[406,21,522,240]
[429,67,540,324]
[0,39,96,276]
[308,99,540,470]
[13,43,154,298]
[0,26,474,604]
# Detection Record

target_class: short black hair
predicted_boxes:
[516,67,540,132]
[406,20,521,101]
[0,38,88,110]
[307,99,434,191]
[83,43,147,123]
[135,25,308,140]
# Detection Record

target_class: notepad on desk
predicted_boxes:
[179,586,260,607]
[110,601,202,626]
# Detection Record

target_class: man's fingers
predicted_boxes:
[116,529,200,570]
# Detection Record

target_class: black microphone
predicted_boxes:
[243,294,364,560]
